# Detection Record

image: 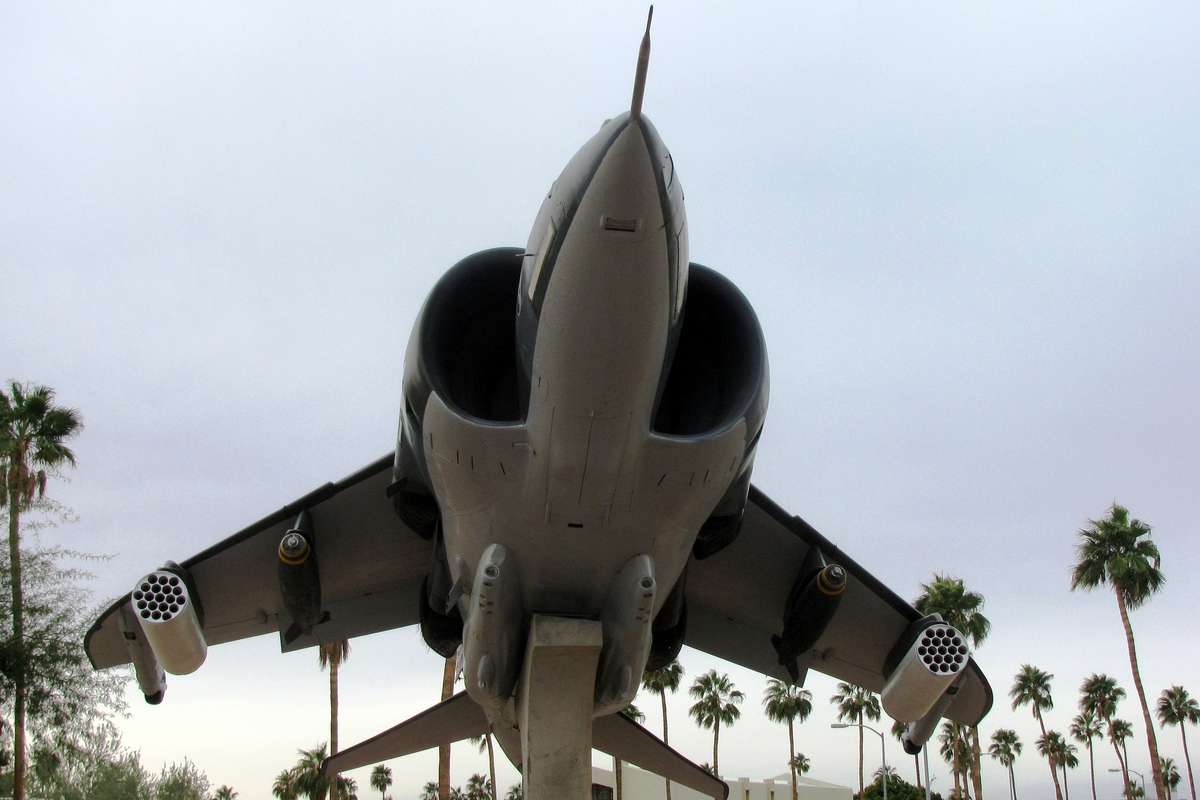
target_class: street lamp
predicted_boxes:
[833,723,888,800]
[1110,768,1147,797]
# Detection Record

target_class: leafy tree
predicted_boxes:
[155,759,211,800]
[1071,503,1167,800]
[369,765,392,800]
[989,729,1022,800]
[1011,665,1063,800]
[859,774,944,800]
[642,661,684,800]
[1080,674,1130,799]
[688,671,743,779]
[1156,686,1198,800]
[1071,712,1103,800]
[915,575,991,800]
[763,678,812,800]
[832,683,882,796]
[0,381,82,800]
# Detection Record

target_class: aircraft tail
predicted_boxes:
[325,691,489,775]
[593,711,729,800]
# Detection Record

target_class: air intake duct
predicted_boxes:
[132,566,207,675]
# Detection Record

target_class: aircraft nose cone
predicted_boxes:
[583,121,663,243]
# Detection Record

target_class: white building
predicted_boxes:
[591,763,855,800]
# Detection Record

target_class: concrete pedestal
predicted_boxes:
[517,615,604,800]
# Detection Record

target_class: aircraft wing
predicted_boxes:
[684,485,993,726]
[86,453,432,670]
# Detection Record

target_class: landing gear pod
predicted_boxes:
[595,554,657,714]
[882,617,971,722]
[131,568,207,675]
[462,544,525,710]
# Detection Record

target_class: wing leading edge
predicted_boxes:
[85,453,433,673]
[685,485,993,727]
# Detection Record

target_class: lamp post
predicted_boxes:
[1110,768,1147,798]
[833,723,888,800]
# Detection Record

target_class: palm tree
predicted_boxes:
[689,670,744,779]
[320,640,351,800]
[466,774,492,800]
[1160,759,1181,800]
[1011,665,1064,800]
[989,729,1022,800]
[370,765,392,800]
[615,704,646,800]
[916,575,991,800]
[294,744,332,800]
[1157,686,1198,800]
[1041,733,1078,800]
[643,661,685,800]
[274,768,301,800]
[791,754,811,777]
[1071,503,1167,800]
[468,733,498,800]
[420,782,440,800]
[764,678,813,800]
[1080,674,1130,799]
[941,721,973,799]
[214,787,239,800]
[504,784,523,800]
[0,382,81,800]
[1111,719,1135,778]
[1071,712,1103,800]
[831,683,882,796]
[893,719,923,791]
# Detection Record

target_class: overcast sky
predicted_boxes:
[2,3,1198,799]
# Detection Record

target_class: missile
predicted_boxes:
[882,615,971,723]
[131,564,207,676]
[771,548,846,682]
[278,509,330,644]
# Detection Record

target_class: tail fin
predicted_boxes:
[326,691,489,775]
[593,711,728,800]
[284,622,303,645]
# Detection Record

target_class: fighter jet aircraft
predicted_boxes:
[85,12,991,800]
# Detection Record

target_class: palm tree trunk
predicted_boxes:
[914,754,922,791]
[1063,764,1070,800]
[714,719,721,779]
[789,719,797,800]
[953,754,961,800]
[970,726,984,800]
[330,656,340,800]
[1010,764,1017,800]
[661,691,672,800]
[1110,723,1130,800]
[1036,710,1065,800]
[951,723,963,800]
[439,656,456,800]
[8,483,27,800]
[859,714,865,796]
[1088,741,1096,800]
[486,733,497,800]
[1179,726,1195,800]
[1116,592,1166,800]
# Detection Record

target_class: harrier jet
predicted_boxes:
[86,12,991,800]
